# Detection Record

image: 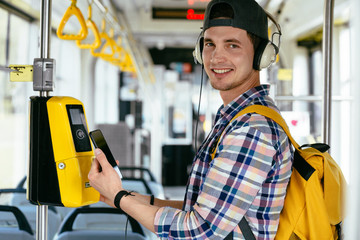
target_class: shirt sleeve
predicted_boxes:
[154,122,277,239]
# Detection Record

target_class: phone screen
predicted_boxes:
[89,129,117,168]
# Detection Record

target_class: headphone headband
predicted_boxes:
[265,10,282,35]
[193,10,281,70]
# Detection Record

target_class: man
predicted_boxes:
[88,0,293,239]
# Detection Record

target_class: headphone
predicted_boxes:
[193,10,282,71]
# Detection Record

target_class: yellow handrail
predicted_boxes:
[119,53,136,73]
[104,37,126,62]
[57,0,88,40]
[100,28,117,59]
[91,20,116,58]
[76,5,101,49]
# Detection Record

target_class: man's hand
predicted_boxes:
[88,148,123,207]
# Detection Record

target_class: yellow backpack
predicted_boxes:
[213,105,347,240]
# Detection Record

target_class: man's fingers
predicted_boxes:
[94,148,112,171]
[88,157,99,183]
[89,157,100,173]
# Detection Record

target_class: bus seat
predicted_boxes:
[55,230,146,240]
[122,177,154,195]
[17,205,62,240]
[1,188,62,240]
[119,167,165,198]
[55,207,147,240]
[14,176,74,220]
[0,205,34,240]
[148,181,165,199]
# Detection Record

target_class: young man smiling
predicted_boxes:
[203,25,259,105]
[88,0,293,239]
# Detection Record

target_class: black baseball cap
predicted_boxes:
[203,0,269,40]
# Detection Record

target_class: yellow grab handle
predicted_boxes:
[91,20,116,58]
[99,29,117,58]
[104,44,126,62]
[57,1,88,40]
[91,32,115,58]
[100,38,116,59]
[110,37,126,62]
[119,53,136,73]
[76,19,101,49]
[76,5,100,49]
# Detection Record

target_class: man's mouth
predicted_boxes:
[212,68,232,74]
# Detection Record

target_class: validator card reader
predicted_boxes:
[27,96,99,207]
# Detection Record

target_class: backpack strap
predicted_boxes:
[210,104,303,240]
[235,105,300,150]
[211,105,300,160]
[224,217,256,240]
[237,105,316,182]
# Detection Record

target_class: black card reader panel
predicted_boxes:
[66,105,92,152]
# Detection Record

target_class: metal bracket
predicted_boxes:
[33,58,55,92]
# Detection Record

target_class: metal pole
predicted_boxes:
[36,206,48,240]
[39,0,52,98]
[40,0,51,59]
[322,0,334,145]
[36,0,52,239]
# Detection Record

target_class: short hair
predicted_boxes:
[208,2,261,51]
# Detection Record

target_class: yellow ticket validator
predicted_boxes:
[28,96,99,207]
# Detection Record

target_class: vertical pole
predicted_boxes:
[36,206,48,240]
[322,0,334,145]
[39,0,52,98]
[36,0,51,240]
[40,0,51,60]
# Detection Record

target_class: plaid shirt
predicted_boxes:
[155,85,293,239]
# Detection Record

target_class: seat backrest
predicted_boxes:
[122,178,153,195]
[17,205,62,240]
[0,228,35,240]
[56,230,147,240]
[148,182,165,199]
[55,207,147,240]
[118,167,165,198]
[0,205,34,240]
[6,190,62,240]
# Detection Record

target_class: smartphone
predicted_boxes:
[89,129,122,179]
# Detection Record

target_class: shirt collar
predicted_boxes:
[218,84,270,120]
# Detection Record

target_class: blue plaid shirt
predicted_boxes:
[154,85,293,239]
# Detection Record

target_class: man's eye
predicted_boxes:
[204,42,214,47]
[229,44,239,48]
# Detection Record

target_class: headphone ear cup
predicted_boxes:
[193,33,204,64]
[260,42,278,69]
[254,40,278,70]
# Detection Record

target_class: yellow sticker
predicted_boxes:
[278,68,293,81]
[9,65,33,82]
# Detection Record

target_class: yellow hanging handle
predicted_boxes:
[99,28,117,59]
[105,37,126,63]
[119,53,136,73]
[76,5,101,49]
[57,0,88,40]
[91,20,116,58]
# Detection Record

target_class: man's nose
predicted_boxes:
[210,47,226,63]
